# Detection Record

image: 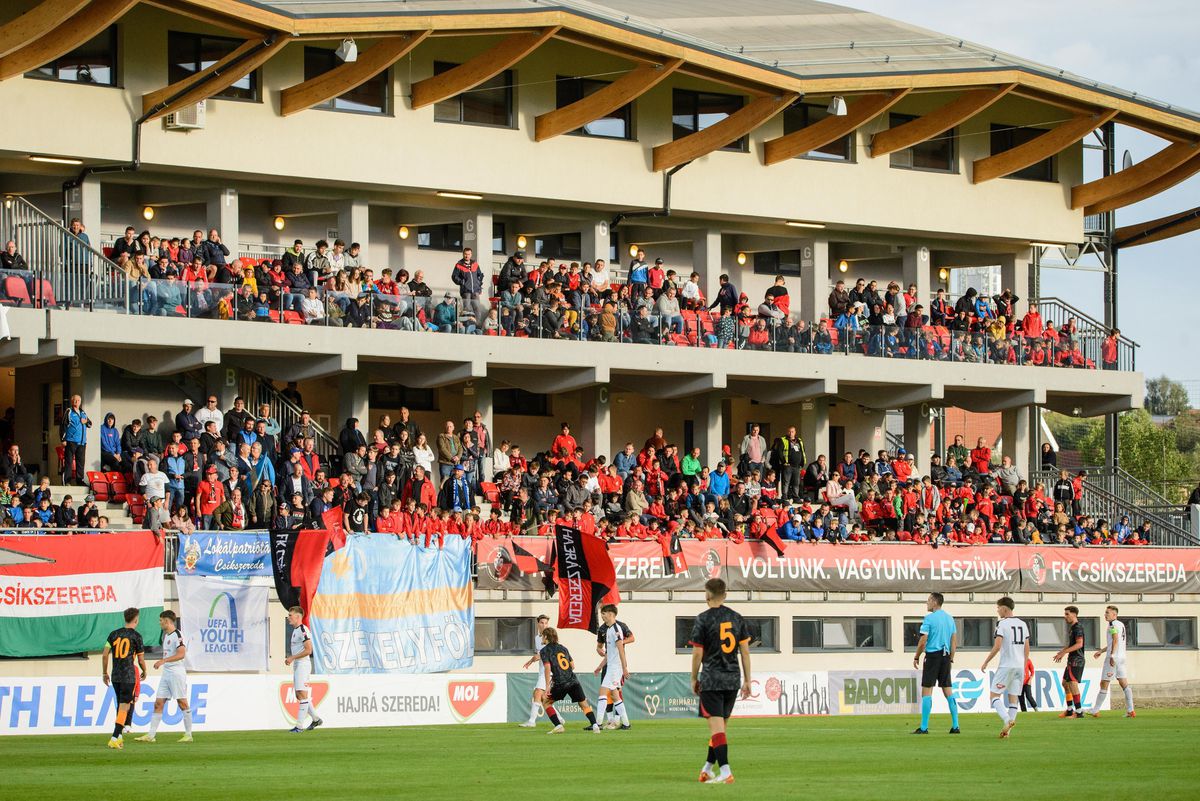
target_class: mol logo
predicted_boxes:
[447,680,494,721]
[279,681,330,725]
[952,670,986,710]
[200,591,245,655]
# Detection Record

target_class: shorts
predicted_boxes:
[989,667,1023,697]
[1101,657,1127,683]
[156,671,188,700]
[1062,662,1084,685]
[921,652,952,688]
[698,689,738,720]
[112,681,138,705]
[293,659,311,694]
[549,681,586,704]
[600,664,624,691]
[534,670,547,693]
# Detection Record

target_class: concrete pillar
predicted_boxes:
[579,220,610,268]
[799,396,830,463]
[579,385,611,461]
[206,365,239,409]
[462,208,493,269]
[693,230,723,308]
[69,355,102,474]
[1001,405,1032,478]
[462,378,494,474]
[66,178,102,241]
[799,238,829,324]
[336,371,369,434]
[1000,248,1033,316]
[338,199,370,265]
[696,392,724,468]
[206,188,239,256]
[903,405,932,477]
[902,245,931,311]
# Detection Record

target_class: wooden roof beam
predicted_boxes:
[535,58,682,141]
[763,89,909,166]
[1085,151,1200,215]
[281,32,429,117]
[1115,207,1200,248]
[0,0,138,81]
[652,92,798,172]
[1072,140,1200,209]
[0,0,88,60]
[972,110,1117,183]
[410,27,559,109]
[141,0,268,37]
[142,36,290,121]
[868,84,1017,157]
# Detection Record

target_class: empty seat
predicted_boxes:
[1,275,31,306]
[87,471,110,502]
[34,279,56,308]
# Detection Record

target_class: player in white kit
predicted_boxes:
[134,610,193,743]
[284,606,323,733]
[594,604,634,730]
[981,596,1029,740]
[518,614,551,727]
[1088,605,1135,718]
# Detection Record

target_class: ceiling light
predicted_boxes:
[827,96,848,116]
[436,191,483,200]
[785,220,825,229]
[628,244,639,258]
[838,260,849,272]
[938,267,949,281]
[142,206,155,221]
[516,235,528,249]
[29,155,83,165]
[398,225,410,240]
[1029,242,1067,249]
[273,216,286,231]
[736,252,747,266]
[334,38,358,63]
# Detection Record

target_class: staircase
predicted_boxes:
[1034,297,1137,371]
[1033,466,1198,546]
[237,372,341,463]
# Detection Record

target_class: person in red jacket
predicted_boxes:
[195,465,225,529]
[402,465,437,508]
[1101,328,1120,370]
[376,505,400,535]
[969,438,991,474]
[551,423,578,465]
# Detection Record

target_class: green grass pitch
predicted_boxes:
[1,710,1197,800]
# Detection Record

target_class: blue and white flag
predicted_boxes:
[177,532,273,579]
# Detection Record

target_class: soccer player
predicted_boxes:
[689,578,752,785]
[911,592,961,734]
[981,596,1029,739]
[1052,605,1086,717]
[594,603,635,730]
[518,613,551,728]
[284,606,324,733]
[1087,605,1134,718]
[135,610,193,743]
[102,607,147,750]
[539,627,600,734]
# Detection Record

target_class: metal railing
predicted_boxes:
[1032,467,1197,546]
[237,371,340,463]
[1035,296,1137,371]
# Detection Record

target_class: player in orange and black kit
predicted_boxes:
[689,578,752,785]
[1053,605,1086,717]
[539,627,600,734]
[102,607,147,750]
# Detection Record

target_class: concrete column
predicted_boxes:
[69,355,102,474]
[206,365,239,409]
[799,396,830,463]
[579,220,610,268]
[462,378,494,475]
[696,392,724,468]
[336,371,369,435]
[693,230,723,308]
[1000,248,1033,316]
[902,245,931,311]
[799,238,829,324]
[579,385,612,461]
[903,405,932,477]
[206,188,239,256]
[462,208,493,266]
[1001,405,1033,478]
[337,199,370,265]
[66,178,102,240]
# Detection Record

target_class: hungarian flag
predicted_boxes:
[760,525,787,557]
[554,524,616,633]
[0,533,164,658]
[660,531,688,575]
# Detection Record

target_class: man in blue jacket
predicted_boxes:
[62,393,91,485]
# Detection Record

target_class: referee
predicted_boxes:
[912,592,961,734]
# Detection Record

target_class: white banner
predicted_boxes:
[0,673,506,735]
[736,671,831,716]
[176,575,269,672]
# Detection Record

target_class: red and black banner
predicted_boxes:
[270,525,341,624]
[554,525,617,633]
[661,532,688,576]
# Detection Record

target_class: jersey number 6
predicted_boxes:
[719,622,735,654]
[557,652,571,671]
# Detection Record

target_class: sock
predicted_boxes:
[947,696,959,729]
[182,709,193,736]
[1091,690,1108,713]
[584,707,597,727]
[615,700,629,725]
[113,706,127,738]
[546,705,562,726]
[528,700,541,724]
[148,712,162,737]
[712,732,729,773]
[596,696,609,725]
[992,697,1008,724]
[703,738,715,774]
[1123,686,1134,712]
[1007,704,1019,725]
[920,696,932,730]
[297,700,310,727]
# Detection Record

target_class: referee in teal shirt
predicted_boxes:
[912,592,960,734]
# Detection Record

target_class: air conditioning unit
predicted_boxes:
[164,101,206,131]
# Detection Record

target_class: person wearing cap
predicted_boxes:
[432,292,462,334]
[195,465,225,529]
[498,249,527,289]
[438,463,472,512]
[173,400,201,444]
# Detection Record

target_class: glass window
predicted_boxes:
[1031,617,1098,649]
[368,385,438,411]
[958,617,995,649]
[494,389,549,416]
[672,90,747,152]
[492,222,506,255]
[556,76,633,139]
[676,616,777,652]
[168,32,259,102]
[1128,617,1197,648]
[433,62,513,127]
[989,124,1054,181]
[782,102,853,161]
[888,113,955,172]
[534,233,581,260]
[903,618,923,651]
[417,223,464,251]
[753,250,801,277]
[794,617,888,651]
[303,47,389,114]
[475,617,533,654]
[794,618,821,649]
[29,27,118,86]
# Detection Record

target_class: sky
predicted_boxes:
[847,0,1200,381]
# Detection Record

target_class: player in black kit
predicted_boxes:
[102,607,147,750]
[538,627,600,734]
[1053,605,1087,717]
[689,578,752,784]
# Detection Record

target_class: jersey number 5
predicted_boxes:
[556,652,571,671]
[719,622,736,654]
[113,637,131,659]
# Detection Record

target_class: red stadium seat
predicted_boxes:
[34,279,56,308]
[87,471,110,502]
[1,275,32,306]
[283,310,304,325]
[480,482,500,503]
[106,471,128,498]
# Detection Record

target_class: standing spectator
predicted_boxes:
[196,465,225,529]
[140,456,168,503]
[1102,329,1120,370]
[339,418,366,456]
[437,421,463,484]
[66,218,91,271]
[627,249,648,297]
[709,274,739,315]
[195,395,224,434]
[62,393,92,485]
[1039,442,1057,470]
[765,274,790,316]
[451,246,485,328]
[280,382,304,409]
[223,397,253,442]
[175,400,201,443]
[740,424,767,475]
[968,437,992,475]
[772,426,806,502]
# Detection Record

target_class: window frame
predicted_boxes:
[955,616,997,651]
[432,61,514,129]
[556,75,635,140]
[782,102,855,162]
[887,112,957,173]
[793,616,890,652]
[1029,617,1099,650]
[494,389,549,417]
[167,31,261,104]
[26,26,120,88]
[752,250,802,277]
[1126,617,1197,649]
[368,385,438,412]
[534,233,582,261]
[417,223,464,252]
[671,89,748,153]
[674,615,779,653]
[474,617,535,655]
[988,123,1055,182]
[302,46,391,116]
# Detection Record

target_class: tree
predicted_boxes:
[1145,376,1191,417]
[1074,409,1197,502]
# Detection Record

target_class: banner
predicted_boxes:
[270,528,333,621]
[738,671,831,716]
[0,534,164,658]
[308,534,474,674]
[506,672,699,722]
[176,575,270,672]
[1021,547,1200,594]
[554,525,617,633]
[177,532,272,578]
[0,673,506,735]
[827,668,1109,715]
